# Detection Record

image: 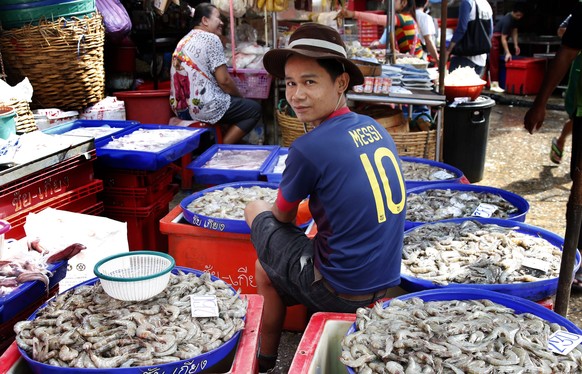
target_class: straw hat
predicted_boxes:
[263,23,364,87]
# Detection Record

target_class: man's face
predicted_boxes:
[284,55,345,127]
[513,11,524,21]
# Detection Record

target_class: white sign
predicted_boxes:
[548,330,582,355]
[431,170,454,180]
[522,257,550,274]
[190,295,219,318]
[471,203,498,218]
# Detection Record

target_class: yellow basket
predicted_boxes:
[0,13,105,111]
[276,110,314,147]
[391,129,439,160]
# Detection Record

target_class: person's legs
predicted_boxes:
[220,96,263,144]
[571,116,582,290]
[551,118,573,164]
[489,34,501,83]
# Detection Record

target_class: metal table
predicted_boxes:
[519,35,562,54]
[346,90,447,160]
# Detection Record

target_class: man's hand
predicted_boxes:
[504,52,512,62]
[523,105,546,134]
[514,45,521,56]
[369,40,381,48]
[338,8,354,19]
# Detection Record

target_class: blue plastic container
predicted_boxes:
[95,124,207,171]
[401,156,465,190]
[0,106,17,140]
[42,119,139,142]
[345,288,582,374]
[181,181,279,234]
[19,266,243,374]
[0,260,67,323]
[188,144,280,185]
[261,147,288,183]
[400,217,580,301]
[405,183,530,230]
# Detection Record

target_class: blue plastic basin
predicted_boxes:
[401,156,465,190]
[405,183,530,230]
[400,217,580,301]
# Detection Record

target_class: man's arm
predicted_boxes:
[214,65,242,97]
[523,45,580,134]
[425,36,440,63]
[501,34,512,62]
[511,27,520,56]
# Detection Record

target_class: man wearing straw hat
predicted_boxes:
[244,23,407,372]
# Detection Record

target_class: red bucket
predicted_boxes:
[114,90,172,124]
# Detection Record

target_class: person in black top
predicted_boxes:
[524,3,582,291]
[489,2,525,93]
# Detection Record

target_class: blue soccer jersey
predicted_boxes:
[278,110,406,294]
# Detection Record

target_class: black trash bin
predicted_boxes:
[443,96,496,183]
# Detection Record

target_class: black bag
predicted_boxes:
[452,2,492,56]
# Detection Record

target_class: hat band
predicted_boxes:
[287,38,347,58]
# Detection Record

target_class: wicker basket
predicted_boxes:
[391,129,439,160]
[276,110,313,147]
[0,13,105,111]
[0,98,37,133]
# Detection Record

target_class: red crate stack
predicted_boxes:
[1,150,103,240]
[96,164,179,252]
[357,11,384,47]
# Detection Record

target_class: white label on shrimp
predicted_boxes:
[471,203,497,218]
[522,257,550,274]
[190,295,219,317]
[431,170,454,180]
[547,330,582,355]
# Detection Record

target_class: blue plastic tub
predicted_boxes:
[405,183,530,230]
[42,119,139,142]
[345,288,582,374]
[400,217,580,301]
[180,181,279,234]
[401,156,465,190]
[95,124,207,171]
[19,266,243,374]
[261,147,288,183]
[188,144,279,185]
[0,260,67,323]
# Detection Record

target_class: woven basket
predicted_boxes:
[0,13,105,111]
[276,110,314,147]
[0,98,37,133]
[391,129,439,160]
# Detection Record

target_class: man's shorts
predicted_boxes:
[250,211,387,313]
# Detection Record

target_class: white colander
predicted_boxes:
[93,251,175,301]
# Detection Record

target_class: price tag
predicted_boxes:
[521,257,550,274]
[190,295,219,318]
[431,170,454,180]
[471,203,498,218]
[547,330,582,355]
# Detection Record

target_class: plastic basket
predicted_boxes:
[228,68,273,99]
[93,251,175,301]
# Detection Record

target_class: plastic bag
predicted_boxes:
[96,0,132,43]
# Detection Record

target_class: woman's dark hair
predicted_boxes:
[192,3,217,26]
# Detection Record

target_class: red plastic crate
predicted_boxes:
[0,293,263,373]
[160,205,308,332]
[100,174,175,208]
[96,163,178,188]
[0,150,96,219]
[5,180,104,240]
[505,57,546,95]
[102,185,178,252]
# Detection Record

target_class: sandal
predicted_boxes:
[572,271,582,292]
[550,137,563,164]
